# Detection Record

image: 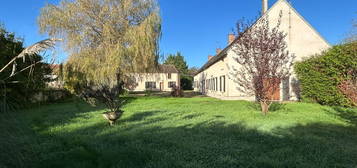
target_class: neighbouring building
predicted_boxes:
[126,64,180,92]
[46,64,64,89]
[193,0,330,101]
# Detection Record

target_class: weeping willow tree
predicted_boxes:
[38,0,161,84]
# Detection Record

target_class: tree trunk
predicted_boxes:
[260,100,270,115]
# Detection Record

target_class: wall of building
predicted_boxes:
[263,0,330,100]
[128,73,180,92]
[194,57,229,98]
[194,0,330,101]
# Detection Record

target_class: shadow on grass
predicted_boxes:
[0,97,140,167]
[331,106,357,126]
[3,99,357,168]
[31,121,357,168]
[31,97,138,130]
[129,91,205,98]
[121,110,164,122]
[182,113,203,120]
[25,109,357,168]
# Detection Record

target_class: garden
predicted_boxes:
[1,0,357,167]
[1,96,357,167]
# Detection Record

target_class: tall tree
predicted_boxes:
[163,52,188,74]
[163,52,194,90]
[38,0,161,84]
[230,13,295,115]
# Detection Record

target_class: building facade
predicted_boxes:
[126,65,180,92]
[193,0,331,101]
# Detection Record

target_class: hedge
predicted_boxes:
[294,42,357,106]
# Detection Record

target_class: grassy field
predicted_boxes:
[1,96,357,168]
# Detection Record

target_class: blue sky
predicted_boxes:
[0,0,356,68]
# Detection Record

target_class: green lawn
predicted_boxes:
[1,96,357,167]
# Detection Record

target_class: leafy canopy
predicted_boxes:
[163,52,188,74]
[38,0,162,84]
[0,25,52,110]
[295,42,357,107]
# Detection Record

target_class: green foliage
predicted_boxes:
[38,0,161,84]
[295,42,357,106]
[164,52,194,90]
[164,52,189,74]
[1,97,357,167]
[144,90,153,96]
[180,75,193,90]
[63,63,87,94]
[0,26,52,108]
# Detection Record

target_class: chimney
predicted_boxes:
[228,34,235,44]
[208,55,213,60]
[216,48,222,55]
[262,0,268,14]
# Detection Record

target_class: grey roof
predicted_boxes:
[158,64,179,73]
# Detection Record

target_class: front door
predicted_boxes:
[264,78,281,101]
[160,82,163,91]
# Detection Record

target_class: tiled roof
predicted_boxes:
[158,64,179,73]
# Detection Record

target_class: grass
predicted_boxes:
[1,96,357,167]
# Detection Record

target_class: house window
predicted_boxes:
[207,79,209,90]
[145,82,156,89]
[212,78,214,91]
[215,77,218,91]
[168,81,176,88]
[212,79,214,91]
[206,80,209,90]
[210,79,214,90]
[168,73,172,79]
[223,76,226,92]
[220,76,222,91]
[214,78,216,91]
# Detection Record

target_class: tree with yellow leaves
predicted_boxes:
[38,0,161,84]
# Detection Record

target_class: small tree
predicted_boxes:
[230,13,295,115]
[80,77,126,126]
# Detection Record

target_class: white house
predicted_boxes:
[193,0,330,101]
[126,64,180,92]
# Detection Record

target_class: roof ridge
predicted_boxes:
[195,0,330,76]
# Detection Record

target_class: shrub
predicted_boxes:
[338,80,357,106]
[171,85,183,97]
[80,80,126,126]
[144,90,153,96]
[180,75,193,90]
[294,42,357,106]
